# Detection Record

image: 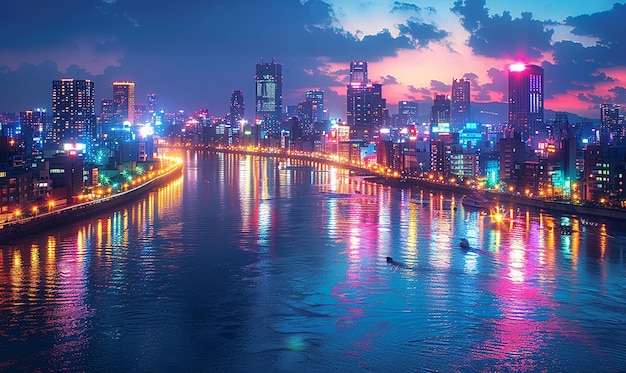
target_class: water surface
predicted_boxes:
[1,151,625,372]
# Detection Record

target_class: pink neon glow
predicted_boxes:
[510,63,526,72]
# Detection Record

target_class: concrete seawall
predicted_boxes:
[0,163,183,244]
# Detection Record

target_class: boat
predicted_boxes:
[459,238,470,250]
[461,193,490,209]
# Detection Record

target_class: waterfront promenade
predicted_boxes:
[0,156,183,243]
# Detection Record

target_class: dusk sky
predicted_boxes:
[1,0,625,122]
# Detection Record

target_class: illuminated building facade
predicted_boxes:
[305,90,324,123]
[600,104,620,144]
[147,93,157,114]
[230,90,244,131]
[431,94,450,125]
[19,109,46,160]
[451,78,470,129]
[398,101,418,126]
[346,61,386,142]
[255,61,283,136]
[113,81,135,125]
[508,63,544,140]
[50,78,96,148]
[350,60,368,84]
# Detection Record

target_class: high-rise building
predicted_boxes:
[347,83,386,142]
[50,78,96,147]
[297,100,314,136]
[398,101,418,126]
[350,61,368,84]
[305,90,324,123]
[431,95,450,125]
[508,63,544,140]
[19,109,46,160]
[451,78,470,128]
[147,93,157,113]
[600,103,620,144]
[113,81,135,125]
[230,90,244,131]
[255,60,283,136]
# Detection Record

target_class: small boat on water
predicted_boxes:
[461,193,490,209]
[459,238,470,250]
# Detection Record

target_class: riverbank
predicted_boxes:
[205,146,626,221]
[0,161,183,244]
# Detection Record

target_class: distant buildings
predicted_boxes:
[255,60,283,136]
[50,79,96,149]
[508,63,544,140]
[451,78,470,129]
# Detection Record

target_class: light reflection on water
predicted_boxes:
[1,151,626,372]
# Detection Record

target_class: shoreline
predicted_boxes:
[205,146,626,221]
[0,162,183,244]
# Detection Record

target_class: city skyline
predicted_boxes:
[1,0,625,120]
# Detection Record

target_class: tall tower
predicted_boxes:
[50,78,95,148]
[508,63,544,140]
[305,89,324,123]
[398,101,418,126]
[451,77,470,128]
[255,60,283,136]
[350,61,368,84]
[113,81,135,125]
[431,95,451,125]
[19,109,46,160]
[230,90,245,129]
[147,93,157,113]
[347,61,385,142]
[600,103,620,144]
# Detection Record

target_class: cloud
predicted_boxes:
[543,40,615,98]
[565,3,626,66]
[390,2,421,14]
[430,80,451,93]
[576,86,626,105]
[0,0,425,114]
[379,75,399,85]
[609,86,626,104]
[397,20,449,48]
[451,0,554,59]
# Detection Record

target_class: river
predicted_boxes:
[1,150,625,372]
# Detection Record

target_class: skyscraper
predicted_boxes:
[451,77,470,128]
[346,61,385,141]
[350,61,368,84]
[255,60,282,136]
[147,93,157,114]
[113,81,135,125]
[230,90,244,130]
[50,78,95,147]
[305,89,324,123]
[19,109,46,160]
[508,63,544,140]
[600,103,620,144]
[431,95,451,125]
[398,101,418,126]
